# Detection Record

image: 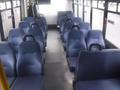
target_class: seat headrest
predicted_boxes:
[86,30,105,51]
[69,28,84,40]
[73,17,82,25]
[79,22,91,30]
[19,21,31,34]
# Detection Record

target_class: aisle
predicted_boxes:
[44,30,73,90]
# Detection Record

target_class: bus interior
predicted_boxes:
[0,0,120,90]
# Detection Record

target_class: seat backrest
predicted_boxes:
[86,30,105,51]
[61,18,73,35]
[79,22,91,37]
[73,17,82,25]
[28,25,44,43]
[0,42,16,77]
[65,11,74,18]
[24,16,35,25]
[8,29,24,53]
[67,27,87,57]
[17,37,43,76]
[57,11,65,26]
[75,49,120,81]
[19,21,31,34]
[33,19,47,39]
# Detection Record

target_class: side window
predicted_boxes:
[16,0,20,6]
[118,3,120,12]
[108,2,117,12]
[92,0,97,8]
[92,9,104,31]
[98,1,105,9]
[74,0,78,17]
[78,0,83,19]
[6,0,11,9]
[106,13,120,48]
[13,0,17,7]
[0,0,6,10]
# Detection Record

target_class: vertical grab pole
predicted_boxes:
[0,61,10,90]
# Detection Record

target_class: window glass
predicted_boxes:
[6,0,11,9]
[92,8,104,31]
[0,0,6,10]
[108,2,117,12]
[118,3,120,12]
[92,0,97,8]
[16,0,20,6]
[84,0,87,6]
[78,0,83,20]
[74,4,78,17]
[74,0,77,4]
[106,13,120,48]
[13,0,17,7]
[27,0,29,6]
[98,1,105,9]
[84,6,90,23]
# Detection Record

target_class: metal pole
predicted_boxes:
[0,62,10,90]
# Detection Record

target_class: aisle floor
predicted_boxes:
[44,30,73,90]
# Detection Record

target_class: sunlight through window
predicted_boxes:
[38,0,67,15]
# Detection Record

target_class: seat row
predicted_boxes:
[58,10,120,90]
[57,11,105,72]
[0,16,47,90]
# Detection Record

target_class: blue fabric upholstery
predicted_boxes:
[75,79,120,90]
[17,40,43,76]
[79,22,91,37]
[74,49,120,90]
[86,30,105,51]
[0,42,15,86]
[24,16,35,26]
[75,49,120,81]
[67,57,79,72]
[0,42,15,77]
[32,20,47,40]
[66,27,87,57]
[28,26,46,51]
[61,18,73,38]
[11,76,43,90]
[57,11,73,27]
[19,21,31,34]
[8,29,24,53]
[63,17,82,43]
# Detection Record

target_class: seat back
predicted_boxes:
[32,20,47,39]
[79,22,91,37]
[19,21,31,34]
[86,30,105,51]
[24,16,35,25]
[0,42,15,77]
[73,17,82,25]
[61,18,73,35]
[67,26,87,57]
[28,25,44,44]
[75,49,120,81]
[8,29,24,53]
[17,36,43,76]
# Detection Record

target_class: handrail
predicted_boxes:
[0,61,10,90]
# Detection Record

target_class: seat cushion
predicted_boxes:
[11,76,43,90]
[67,57,79,72]
[75,79,120,90]
[8,77,14,87]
